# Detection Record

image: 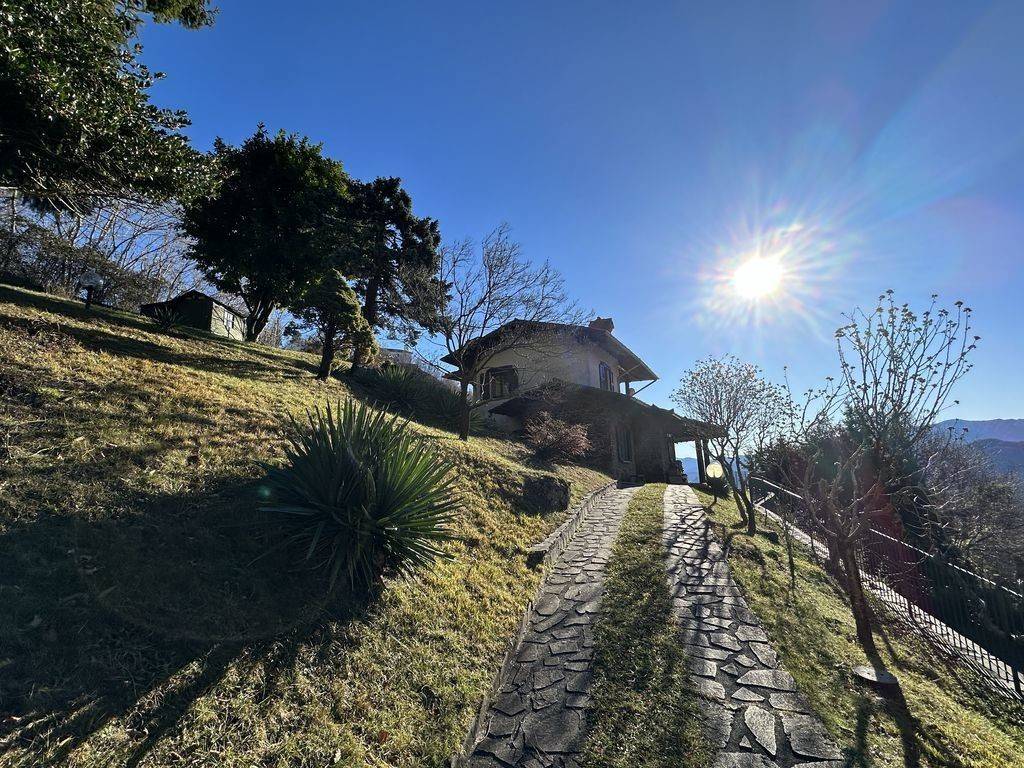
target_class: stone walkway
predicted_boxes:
[467,486,637,767]
[664,485,843,768]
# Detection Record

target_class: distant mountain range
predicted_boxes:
[935,419,1024,478]
[935,418,1024,443]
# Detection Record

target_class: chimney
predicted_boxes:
[588,317,614,333]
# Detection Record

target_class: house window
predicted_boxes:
[598,361,615,392]
[480,366,518,400]
[616,424,633,463]
[224,312,234,334]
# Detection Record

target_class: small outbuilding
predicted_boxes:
[141,290,247,341]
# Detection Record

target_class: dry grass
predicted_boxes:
[0,285,610,767]
[694,490,1024,768]
[583,484,712,768]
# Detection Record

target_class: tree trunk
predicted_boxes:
[458,378,471,441]
[351,274,380,370]
[245,301,274,342]
[317,320,336,380]
[839,541,879,659]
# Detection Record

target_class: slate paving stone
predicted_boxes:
[736,669,797,691]
[713,755,782,768]
[744,706,778,755]
[663,485,841,768]
[467,488,636,767]
[780,714,843,761]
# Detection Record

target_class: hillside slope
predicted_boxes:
[0,285,610,767]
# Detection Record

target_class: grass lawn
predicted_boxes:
[0,285,610,767]
[582,484,712,768]
[693,489,1024,768]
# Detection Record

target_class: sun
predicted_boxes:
[732,254,784,300]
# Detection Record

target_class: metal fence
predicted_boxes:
[749,476,1024,698]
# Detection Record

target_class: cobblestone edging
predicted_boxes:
[452,482,625,767]
[664,485,844,768]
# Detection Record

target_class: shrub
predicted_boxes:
[366,364,429,415]
[431,383,485,432]
[524,411,591,461]
[261,399,459,588]
[150,304,182,332]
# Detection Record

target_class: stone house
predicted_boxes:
[140,290,247,341]
[440,317,721,483]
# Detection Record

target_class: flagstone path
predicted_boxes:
[664,485,844,768]
[466,486,636,767]
[465,484,843,767]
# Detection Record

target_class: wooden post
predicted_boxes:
[696,438,708,484]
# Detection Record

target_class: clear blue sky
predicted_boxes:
[142,0,1024,421]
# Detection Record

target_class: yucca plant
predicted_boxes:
[150,304,182,332]
[261,399,459,589]
[370,365,430,415]
[432,385,485,432]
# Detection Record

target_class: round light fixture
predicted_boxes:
[706,462,725,479]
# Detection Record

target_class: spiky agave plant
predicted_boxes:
[370,365,429,416]
[262,399,459,589]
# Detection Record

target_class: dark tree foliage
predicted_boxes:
[0,0,213,210]
[292,269,377,380]
[182,127,350,341]
[343,177,441,369]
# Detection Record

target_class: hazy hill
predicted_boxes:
[935,418,1024,443]
[974,438,1024,477]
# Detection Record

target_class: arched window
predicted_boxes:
[599,361,615,392]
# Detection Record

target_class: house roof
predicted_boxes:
[439,319,658,382]
[141,290,248,319]
[488,381,725,440]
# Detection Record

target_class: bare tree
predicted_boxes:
[673,355,788,533]
[765,291,979,659]
[428,224,588,441]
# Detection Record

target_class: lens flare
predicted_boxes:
[732,254,784,299]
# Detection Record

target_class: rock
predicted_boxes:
[736,624,770,643]
[522,474,570,515]
[736,669,796,691]
[523,706,583,753]
[732,687,765,702]
[748,642,778,668]
[710,632,743,651]
[691,659,719,678]
[696,679,727,702]
[704,702,734,748]
[712,754,781,768]
[781,713,843,760]
[768,692,809,713]
[744,706,778,755]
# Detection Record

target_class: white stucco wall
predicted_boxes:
[211,303,245,341]
[477,335,622,393]
[472,333,626,429]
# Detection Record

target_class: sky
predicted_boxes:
[141,0,1024,422]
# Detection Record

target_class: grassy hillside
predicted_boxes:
[694,490,1024,768]
[0,285,610,767]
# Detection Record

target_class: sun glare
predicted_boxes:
[733,255,784,300]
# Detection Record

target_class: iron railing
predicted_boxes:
[749,475,1024,698]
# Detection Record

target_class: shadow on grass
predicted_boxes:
[0,287,319,382]
[0,471,372,767]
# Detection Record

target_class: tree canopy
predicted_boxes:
[293,269,377,380]
[0,0,213,210]
[343,177,441,367]
[181,126,350,341]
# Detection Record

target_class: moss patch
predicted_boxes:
[694,490,1024,768]
[582,484,712,768]
[0,285,610,767]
